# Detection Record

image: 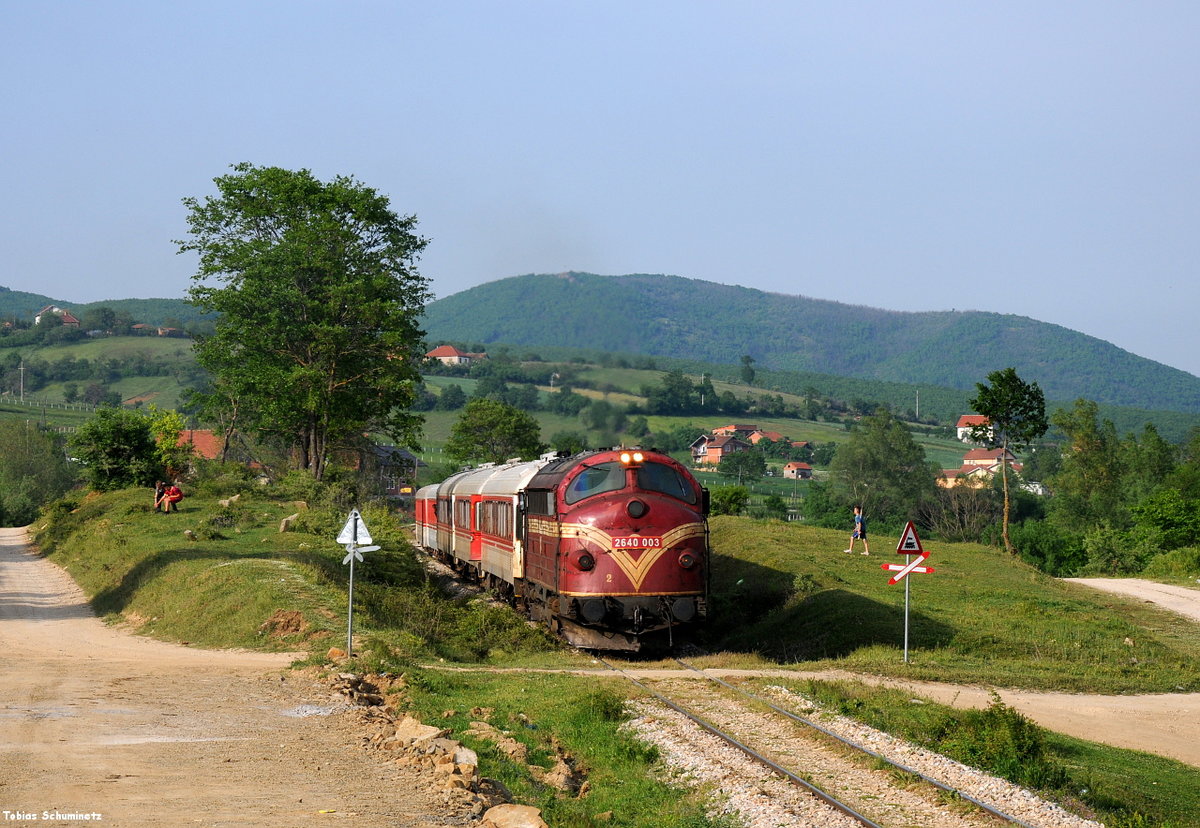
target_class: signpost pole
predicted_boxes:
[903,555,911,663]
[347,512,357,656]
[337,509,377,659]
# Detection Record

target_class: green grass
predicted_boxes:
[23,335,196,362]
[399,668,732,828]
[33,488,346,649]
[701,516,1200,694]
[32,481,1200,827]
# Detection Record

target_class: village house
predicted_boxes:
[956,414,992,443]
[425,345,488,366]
[782,461,813,480]
[712,423,758,438]
[748,429,786,445]
[938,446,1022,488]
[34,305,80,327]
[690,434,750,466]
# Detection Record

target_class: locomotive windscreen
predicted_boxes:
[564,462,627,504]
[635,462,699,504]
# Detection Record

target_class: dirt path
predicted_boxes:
[1064,577,1200,621]
[0,527,449,828]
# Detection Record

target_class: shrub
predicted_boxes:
[1007,520,1087,576]
[1141,545,1200,579]
[710,486,749,516]
[68,408,160,491]
[1081,526,1162,575]
[931,696,1067,790]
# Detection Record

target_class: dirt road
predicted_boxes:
[1065,577,1200,622]
[0,527,447,828]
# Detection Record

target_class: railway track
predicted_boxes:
[600,656,1099,828]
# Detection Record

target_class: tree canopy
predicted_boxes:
[68,408,160,491]
[717,449,766,484]
[968,367,1049,554]
[444,398,545,465]
[0,422,75,525]
[178,163,430,480]
[828,409,938,525]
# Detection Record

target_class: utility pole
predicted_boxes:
[18,359,24,402]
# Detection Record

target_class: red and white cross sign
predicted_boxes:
[881,521,935,584]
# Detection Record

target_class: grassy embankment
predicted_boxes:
[29,481,726,827]
[30,483,1200,825]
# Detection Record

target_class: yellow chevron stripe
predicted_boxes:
[526,520,706,592]
[608,545,671,590]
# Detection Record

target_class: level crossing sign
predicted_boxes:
[880,521,935,584]
[880,520,935,663]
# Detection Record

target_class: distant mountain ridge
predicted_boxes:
[423,272,1200,414]
[0,286,212,327]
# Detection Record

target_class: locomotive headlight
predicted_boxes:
[627,499,648,519]
[620,451,631,464]
[574,552,596,571]
[678,551,698,569]
[619,450,645,465]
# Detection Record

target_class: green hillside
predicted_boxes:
[0,286,209,327]
[423,272,1200,414]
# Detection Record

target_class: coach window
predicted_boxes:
[636,462,699,504]
[564,462,627,505]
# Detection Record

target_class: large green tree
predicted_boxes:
[717,449,766,484]
[0,422,76,525]
[178,163,430,480]
[1049,399,1124,530]
[444,398,545,465]
[967,367,1049,555]
[829,409,938,525]
[68,408,160,491]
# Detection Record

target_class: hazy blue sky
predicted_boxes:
[4,3,1198,375]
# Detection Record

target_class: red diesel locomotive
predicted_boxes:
[414,448,709,650]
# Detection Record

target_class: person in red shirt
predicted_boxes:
[157,482,184,513]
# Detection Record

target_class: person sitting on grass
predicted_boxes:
[160,482,184,513]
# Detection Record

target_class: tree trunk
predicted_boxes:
[1000,448,1013,555]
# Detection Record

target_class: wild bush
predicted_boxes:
[930,696,1068,790]
[1141,545,1200,579]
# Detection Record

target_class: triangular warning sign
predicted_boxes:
[896,520,923,554]
[336,509,373,545]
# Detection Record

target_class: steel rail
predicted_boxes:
[672,657,1038,828]
[597,656,885,828]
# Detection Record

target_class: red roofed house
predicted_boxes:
[782,462,813,480]
[956,414,992,443]
[426,345,488,366]
[748,429,786,445]
[34,305,80,327]
[690,434,750,466]
[712,424,757,437]
[939,447,1022,488]
[178,429,224,461]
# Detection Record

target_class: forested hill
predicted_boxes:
[0,287,210,327]
[423,272,1200,414]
